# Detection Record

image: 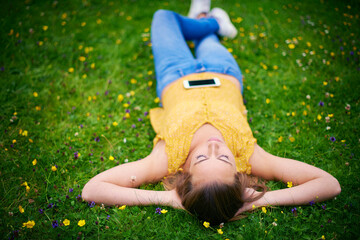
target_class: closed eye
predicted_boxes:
[194,155,231,165]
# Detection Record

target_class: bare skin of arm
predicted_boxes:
[82,140,182,208]
[237,144,341,214]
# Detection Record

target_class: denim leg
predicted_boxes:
[151,10,219,97]
[195,34,243,93]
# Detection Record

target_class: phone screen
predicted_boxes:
[188,79,216,86]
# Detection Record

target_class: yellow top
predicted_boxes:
[150,73,256,174]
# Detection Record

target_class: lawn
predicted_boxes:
[1,0,359,239]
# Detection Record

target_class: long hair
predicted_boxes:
[163,171,266,226]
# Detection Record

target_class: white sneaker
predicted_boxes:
[188,0,211,18]
[209,7,238,39]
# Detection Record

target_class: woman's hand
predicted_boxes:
[235,188,262,215]
[166,189,184,210]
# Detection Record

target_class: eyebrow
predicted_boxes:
[194,156,232,166]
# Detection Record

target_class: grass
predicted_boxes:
[1,0,359,239]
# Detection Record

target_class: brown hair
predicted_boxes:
[163,171,266,226]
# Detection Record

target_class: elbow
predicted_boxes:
[82,181,94,202]
[330,176,341,197]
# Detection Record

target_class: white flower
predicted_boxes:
[326,126,331,130]
[306,95,311,99]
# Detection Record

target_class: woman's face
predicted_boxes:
[187,137,237,185]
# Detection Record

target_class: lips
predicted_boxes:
[208,137,223,143]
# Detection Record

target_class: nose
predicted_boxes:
[207,142,219,157]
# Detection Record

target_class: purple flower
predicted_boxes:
[0,66,4,71]
[94,137,100,142]
[107,215,110,220]
[52,220,59,228]
[80,124,84,128]
[318,101,324,107]
[69,188,73,193]
[322,204,326,210]
[309,200,315,206]
[39,208,44,214]
[76,194,82,201]
[155,208,162,214]
[74,151,79,159]
[88,201,95,208]
[330,136,336,142]
[126,109,130,113]
[47,203,54,209]
[138,118,143,122]
[144,111,149,116]
[131,124,136,128]
[105,90,109,96]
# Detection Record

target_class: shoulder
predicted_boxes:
[147,140,169,174]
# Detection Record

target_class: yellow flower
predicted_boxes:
[306,42,311,47]
[19,205,24,213]
[79,56,86,62]
[266,98,270,104]
[22,130,28,136]
[116,39,122,45]
[262,207,267,214]
[78,219,86,227]
[81,22,86,27]
[51,166,57,171]
[68,67,74,73]
[123,103,130,108]
[287,181,293,188]
[323,81,328,86]
[26,186,30,192]
[35,106,41,111]
[288,43,295,49]
[63,219,70,226]
[21,182,28,187]
[12,139,16,144]
[29,139,33,143]
[321,235,325,240]
[203,221,210,228]
[317,114,322,120]
[118,205,126,210]
[252,204,256,209]
[22,220,35,228]
[117,94,124,102]
[148,81,153,87]
[160,209,168,214]
[61,13,67,19]
[91,63,95,69]
[96,19,102,24]
[278,136,283,142]
[109,156,114,161]
[154,97,160,103]
[274,43,279,48]
[112,122,118,127]
[130,78,137,84]
[289,136,295,142]
[42,25,48,31]
[273,65,279,70]
[217,229,223,235]
[303,110,307,116]
[33,92,38,97]
[124,113,130,119]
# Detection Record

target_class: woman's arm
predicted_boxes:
[238,144,341,213]
[82,140,182,208]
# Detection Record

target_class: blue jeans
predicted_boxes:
[151,9,243,98]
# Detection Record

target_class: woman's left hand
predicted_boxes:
[167,189,184,210]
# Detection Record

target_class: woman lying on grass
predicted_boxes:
[82,5,341,226]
